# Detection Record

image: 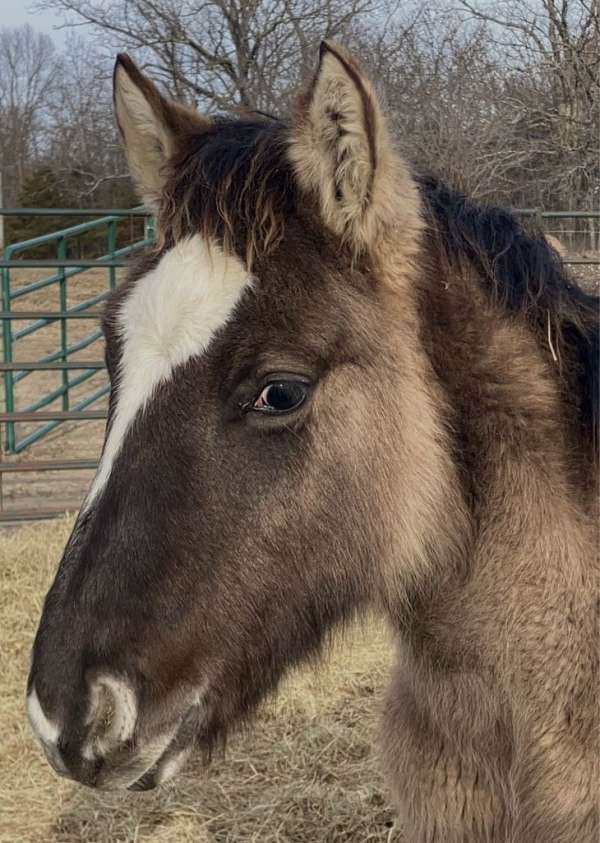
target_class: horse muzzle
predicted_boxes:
[26,676,204,790]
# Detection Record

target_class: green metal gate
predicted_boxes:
[1,208,154,453]
[0,208,154,521]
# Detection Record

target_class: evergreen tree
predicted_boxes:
[5,167,72,248]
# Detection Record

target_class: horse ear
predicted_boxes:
[289,42,410,252]
[113,54,209,209]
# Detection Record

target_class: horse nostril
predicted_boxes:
[89,683,116,731]
[29,677,200,791]
[84,674,138,759]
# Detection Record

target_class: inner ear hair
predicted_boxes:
[318,41,378,184]
[289,41,419,254]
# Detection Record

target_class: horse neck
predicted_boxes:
[411,248,596,598]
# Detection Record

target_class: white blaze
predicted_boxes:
[85,235,250,508]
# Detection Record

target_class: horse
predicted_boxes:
[26,42,598,842]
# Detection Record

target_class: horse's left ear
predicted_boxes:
[113,54,210,210]
[289,42,412,252]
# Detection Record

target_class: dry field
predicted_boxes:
[0,517,399,843]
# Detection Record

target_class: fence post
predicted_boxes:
[0,171,12,454]
[0,172,4,253]
[57,237,69,411]
[107,218,117,290]
[144,214,156,242]
[588,216,598,252]
[1,253,15,452]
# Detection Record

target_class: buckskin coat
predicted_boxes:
[27,43,599,842]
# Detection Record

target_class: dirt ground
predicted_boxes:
[567,257,600,295]
[0,517,398,842]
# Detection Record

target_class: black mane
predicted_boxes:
[160,117,294,265]
[419,175,599,456]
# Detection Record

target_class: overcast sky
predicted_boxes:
[0,0,85,44]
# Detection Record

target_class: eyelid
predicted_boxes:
[255,371,313,390]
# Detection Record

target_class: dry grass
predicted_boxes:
[0,518,399,842]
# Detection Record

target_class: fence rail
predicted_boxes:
[0,206,598,523]
[0,208,150,217]
[517,209,600,254]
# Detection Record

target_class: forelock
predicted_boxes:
[158,118,297,269]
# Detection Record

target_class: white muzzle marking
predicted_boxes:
[27,687,60,747]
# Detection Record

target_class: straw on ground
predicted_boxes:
[0,517,400,842]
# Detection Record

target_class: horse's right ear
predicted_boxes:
[289,42,414,253]
[113,55,209,209]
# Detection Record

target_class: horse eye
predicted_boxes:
[252,381,308,414]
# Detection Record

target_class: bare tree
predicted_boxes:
[46,34,129,200]
[36,0,381,112]
[7,1,598,221]
[0,25,60,205]
[454,0,600,209]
